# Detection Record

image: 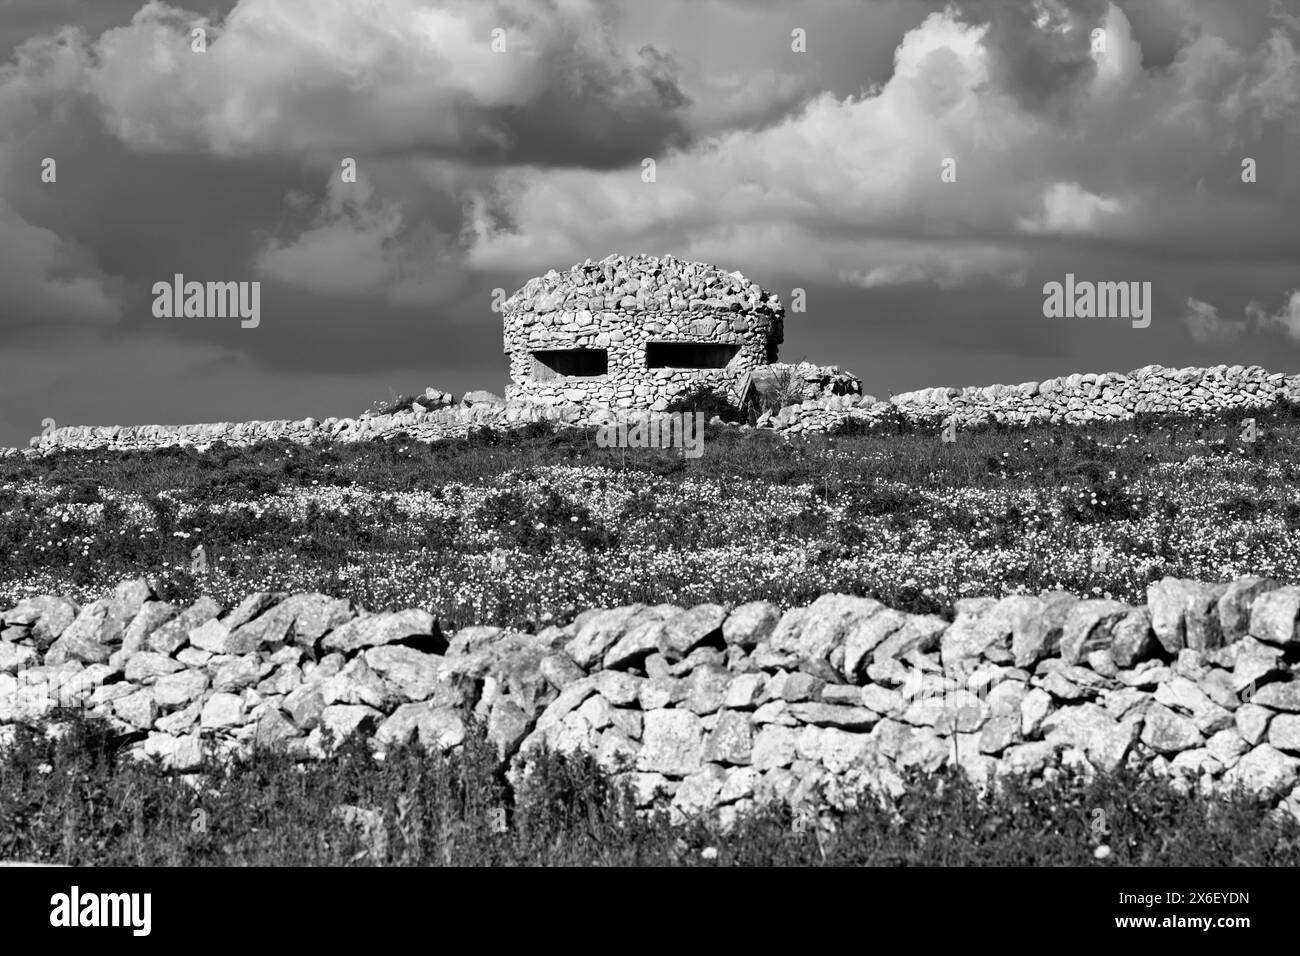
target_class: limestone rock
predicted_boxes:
[842,608,906,680]
[121,601,180,655]
[321,609,439,654]
[1224,744,1299,798]
[722,602,781,648]
[683,664,732,715]
[1253,682,1300,712]
[871,614,946,665]
[703,710,753,765]
[565,605,646,669]
[769,594,883,664]
[375,702,466,751]
[1042,703,1140,772]
[113,689,158,730]
[671,765,729,819]
[0,642,37,675]
[1250,586,1300,647]
[153,670,210,708]
[44,600,123,665]
[13,596,79,648]
[637,709,705,776]
[362,645,445,702]
[220,592,287,633]
[1058,600,1130,665]
[124,652,185,683]
[200,692,245,729]
[487,698,531,758]
[938,598,1006,666]
[254,708,299,749]
[1268,714,1300,755]
[750,725,798,770]
[320,704,383,745]
[1147,578,1227,654]
[1217,577,1280,644]
[1109,607,1157,668]
[661,605,726,661]
[1140,704,1204,754]
[787,702,879,731]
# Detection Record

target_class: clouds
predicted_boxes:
[256,178,405,295]
[1016,182,1125,235]
[1185,290,1300,343]
[0,198,129,324]
[0,29,129,327]
[86,0,690,164]
[466,10,1024,286]
[467,0,1298,301]
[7,0,1296,322]
[0,0,697,329]
[255,174,468,305]
[0,0,1297,449]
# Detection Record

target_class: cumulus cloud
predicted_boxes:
[466,10,1032,287]
[1016,181,1125,235]
[1184,290,1300,343]
[466,1,1298,293]
[1183,297,1243,343]
[85,0,689,165]
[1247,289,1300,339]
[256,175,468,305]
[8,0,1297,318]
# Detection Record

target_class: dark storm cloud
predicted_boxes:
[438,44,693,169]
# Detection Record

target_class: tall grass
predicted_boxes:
[1,714,1296,866]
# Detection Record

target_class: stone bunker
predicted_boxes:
[502,253,785,411]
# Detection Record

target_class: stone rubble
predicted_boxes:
[4,575,1300,829]
[12,363,1297,455]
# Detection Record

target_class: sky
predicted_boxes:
[0,0,1297,447]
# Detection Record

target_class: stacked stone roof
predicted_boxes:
[501,253,784,330]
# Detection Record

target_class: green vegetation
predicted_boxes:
[4,403,1300,626]
[2,714,1295,866]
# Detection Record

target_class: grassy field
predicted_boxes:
[2,714,1297,866]
[5,405,1300,865]
[2,401,1299,628]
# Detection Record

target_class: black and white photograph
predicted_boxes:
[0,0,1296,927]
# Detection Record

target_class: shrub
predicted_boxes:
[665,384,744,423]
[748,365,805,418]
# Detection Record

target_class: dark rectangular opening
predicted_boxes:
[531,348,607,381]
[645,342,740,369]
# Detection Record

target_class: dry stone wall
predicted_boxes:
[4,576,1300,828]
[768,363,1300,436]
[16,398,571,456]
[14,364,1300,455]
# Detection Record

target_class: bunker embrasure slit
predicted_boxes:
[530,348,609,380]
[644,341,741,369]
